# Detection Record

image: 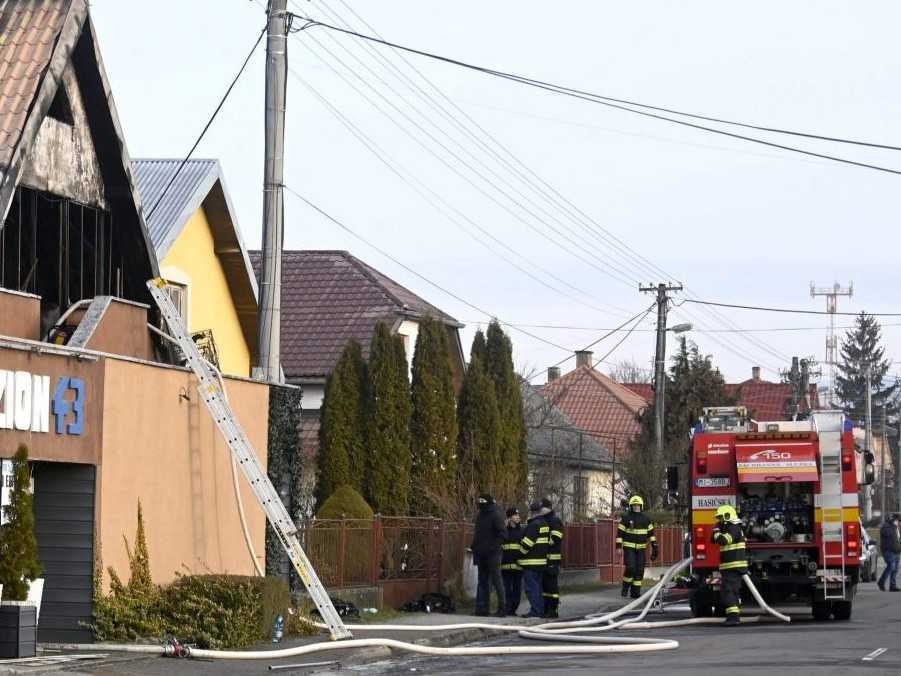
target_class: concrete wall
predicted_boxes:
[0,289,41,341]
[83,299,155,361]
[98,357,269,587]
[161,207,252,377]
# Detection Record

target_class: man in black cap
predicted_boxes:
[518,500,550,618]
[501,507,524,616]
[470,493,506,616]
[540,497,564,618]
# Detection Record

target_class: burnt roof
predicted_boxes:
[249,250,461,380]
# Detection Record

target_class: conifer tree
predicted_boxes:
[836,312,898,422]
[126,500,153,592]
[410,316,458,515]
[484,320,528,502]
[457,338,502,500]
[365,323,413,514]
[316,341,367,505]
[0,445,42,600]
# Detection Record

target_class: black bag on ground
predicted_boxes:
[399,592,456,614]
[312,597,360,619]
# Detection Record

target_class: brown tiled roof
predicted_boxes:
[0,0,71,171]
[249,250,461,380]
[539,366,648,443]
[622,380,821,421]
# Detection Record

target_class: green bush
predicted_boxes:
[316,485,374,519]
[89,503,312,648]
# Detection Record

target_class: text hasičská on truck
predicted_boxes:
[688,407,876,621]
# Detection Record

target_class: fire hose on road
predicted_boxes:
[49,558,790,661]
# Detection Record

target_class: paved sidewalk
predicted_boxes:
[10,585,637,675]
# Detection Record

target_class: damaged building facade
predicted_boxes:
[1,1,269,643]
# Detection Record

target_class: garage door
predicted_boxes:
[33,462,95,644]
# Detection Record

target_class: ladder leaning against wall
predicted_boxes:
[146,278,352,641]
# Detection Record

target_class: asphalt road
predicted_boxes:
[45,584,900,676]
[355,585,900,676]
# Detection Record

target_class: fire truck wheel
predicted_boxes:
[832,601,852,621]
[812,601,830,621]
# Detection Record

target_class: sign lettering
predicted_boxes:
[0,370,85,436]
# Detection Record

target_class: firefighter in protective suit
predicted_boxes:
[615,495,658,598]
[712,504,747,626]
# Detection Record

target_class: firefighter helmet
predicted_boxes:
[628,495,644,508]
[715,505,738,522]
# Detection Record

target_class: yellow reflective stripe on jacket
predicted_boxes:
[521,537,534,547]
[501,563,521,571]
[719,561,748,570]
[718,532,733,545]
[502,543,520,551]
[720,542,746,552]
[519,558,547,566]
[621,541,649,549]
[547,553,562,560]
[551,530,564,540]
[622,527,649,535]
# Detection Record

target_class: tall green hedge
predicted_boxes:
[410,316,458,516]
[316,340,367,504]
[365,322,412,514]
[457,340,502,499]
[266,385,303,579]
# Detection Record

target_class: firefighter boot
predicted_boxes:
[621,582,630,598]
[724,614,740,626]
[629,584,642,599]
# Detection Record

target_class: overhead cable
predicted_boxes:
[685,298,901,317]
[293,16,901,176]
[146,25,266,222]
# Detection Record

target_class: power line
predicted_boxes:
[146,24,266,222]
[461,320,901,333]
[283,186,655,355]
[685,298,901,317]
[293,15,901,177]
[298,3,805,370]
[289,1,796,370]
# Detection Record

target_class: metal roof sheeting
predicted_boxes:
[132,158,218,256]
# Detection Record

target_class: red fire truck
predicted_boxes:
[688,407,873,621]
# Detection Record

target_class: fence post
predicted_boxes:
[337,519,347,588]
[370,517,382,586]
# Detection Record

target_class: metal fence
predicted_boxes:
[296,517,684,597]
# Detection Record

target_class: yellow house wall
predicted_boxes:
[161,207,252,376]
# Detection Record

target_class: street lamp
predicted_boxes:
[668,323,693,334]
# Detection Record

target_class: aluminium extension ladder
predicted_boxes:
[812,411,847,602]
[146,279,352,640]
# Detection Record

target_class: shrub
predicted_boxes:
[316,485,374,519]
[89,504,309,648]
[0,445,42,601]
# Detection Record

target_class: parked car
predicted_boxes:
[859,520,878,582]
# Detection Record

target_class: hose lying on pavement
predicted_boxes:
[48,557,790,661]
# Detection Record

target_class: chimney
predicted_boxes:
[547,366,561,383]
[752,366,761,381]
[575,350,593,369]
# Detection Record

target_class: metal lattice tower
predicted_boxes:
[810,281,853,407]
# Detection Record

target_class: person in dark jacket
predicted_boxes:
[877,512,901,592]
[615,495,658,598]
[470,493,506,616]
[501,507,524,615]
[518,501,550,618]
[712,504,747,626]
[540,497,564,619]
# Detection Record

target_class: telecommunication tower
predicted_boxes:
[810,281,853,406]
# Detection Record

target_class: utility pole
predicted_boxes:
[864,364,873,522]
[880,401,887,521]
[640,283,683,466]
[810,281,853,407]
[256,0,289,383]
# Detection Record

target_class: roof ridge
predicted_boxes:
[583,367,648,413]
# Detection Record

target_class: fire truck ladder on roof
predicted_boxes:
[813,412,847,602]
[146,279,352,641]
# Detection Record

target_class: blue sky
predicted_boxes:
[92,1,901,387]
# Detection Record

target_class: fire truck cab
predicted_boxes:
[689,407,862,621]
